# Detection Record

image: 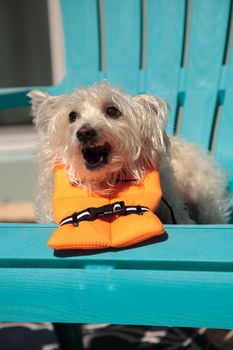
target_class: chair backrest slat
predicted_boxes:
[180,0,230,150]
[104,0,141,94]
[145,0,186,133]
[215,40,233,191]
[215,90,233,192]
[60,0,100,90]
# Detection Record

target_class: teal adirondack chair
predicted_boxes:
[0,1,233,348]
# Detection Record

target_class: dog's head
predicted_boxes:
[28,82,169,191]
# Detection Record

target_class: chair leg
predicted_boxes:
[53,323,84,350]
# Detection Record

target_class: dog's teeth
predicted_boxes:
[82,143,111,170]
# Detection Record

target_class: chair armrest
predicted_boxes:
[0,79,71,110]
[0,87,32,110]
[0,224,233,328]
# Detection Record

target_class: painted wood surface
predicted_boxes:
[180,0,230,149]
[0,1,233,328]
[104,0,141,93]
[215,28,233,191]
[0,224,233,328]
[146,0,186,133]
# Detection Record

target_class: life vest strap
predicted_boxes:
[59,201,150,227]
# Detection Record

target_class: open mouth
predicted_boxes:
[82,143,111,170]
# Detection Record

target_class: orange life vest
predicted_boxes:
[48,165,164,250]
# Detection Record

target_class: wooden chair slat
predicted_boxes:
[0,224,233,267]
[59,0,100,90]
[146,0,186,133]
[180,0,230,149]
[0,224,233,328]
[214,33,233,190]
[104,0,141,93]
[215,91,233,191]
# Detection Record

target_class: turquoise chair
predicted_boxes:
[0,1,233,348]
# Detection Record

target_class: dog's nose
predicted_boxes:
[76,126,97,143]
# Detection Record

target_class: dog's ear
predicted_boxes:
[134,94,168,126]
[27,90,57,132]
[27,90,49,114]
[134,94,170,164]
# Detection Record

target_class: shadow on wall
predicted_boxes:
[0,0,52,88]
[0,0,53,125]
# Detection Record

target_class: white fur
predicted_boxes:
[28,82,232,224]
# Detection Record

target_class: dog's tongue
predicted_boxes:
[83,148,102,164]
[82,144,111,166]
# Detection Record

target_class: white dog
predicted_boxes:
[28,82,231,224]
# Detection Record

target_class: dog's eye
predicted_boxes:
[69,111,78,123]
[105,106,121,119]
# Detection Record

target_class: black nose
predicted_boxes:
[76,126,97,143]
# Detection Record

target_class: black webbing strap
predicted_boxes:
[161,196,177,224]
[59,201,150,227]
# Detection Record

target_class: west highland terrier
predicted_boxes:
[28,82,231,225]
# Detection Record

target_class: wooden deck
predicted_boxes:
[0,201,35,222]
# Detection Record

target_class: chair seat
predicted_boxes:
[0,223,233,328]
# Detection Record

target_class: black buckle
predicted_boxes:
[87,201,126,221]
[71,212,79,227]
[135,205,144,215]
[88,206,103,220]
[112,201,126,214]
